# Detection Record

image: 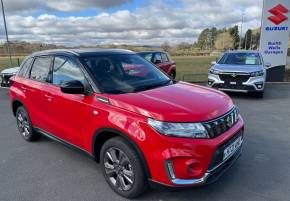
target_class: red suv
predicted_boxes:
[138,51,176,79]
[10,49,244,198]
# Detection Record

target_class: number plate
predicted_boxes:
[223,136,243,161]
[229,81,237,85]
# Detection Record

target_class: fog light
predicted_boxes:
[186,160,202,176]
[208,79,214,86]
[255,82,264,89]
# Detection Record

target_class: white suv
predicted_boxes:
[208,51,269,98]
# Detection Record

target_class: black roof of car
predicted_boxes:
[30,48,135,57]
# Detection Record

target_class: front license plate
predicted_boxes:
[223,136,243,161]
[229,81,237,85]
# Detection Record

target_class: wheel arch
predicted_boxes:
[12,99,25,116]
[92,128,151,179]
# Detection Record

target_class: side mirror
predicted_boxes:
[154,59,162,64]
[265,62,271,68]
[211,61,217,65]
[60,80,85,94]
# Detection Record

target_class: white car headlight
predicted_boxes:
[148,119,209,139]
[209,69,220,75]
[250,70,264,77]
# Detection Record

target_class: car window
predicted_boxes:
[18,57,33,77]
[52,56,86,86]
[30,57,51,82]
[139,53,153,62]
[218,53,262,65]
[81,54,170,94]
[153,53,162,63]
[161,53,169,62]
[166,53,172,61]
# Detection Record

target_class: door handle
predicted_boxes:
[44,94,54,102]
[21,86,27,92]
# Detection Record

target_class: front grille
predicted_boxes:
[219,73,250,84]
[212,83,255,91]
[202,107,239,138]
[0,74,13,87]
[1,74,13,81]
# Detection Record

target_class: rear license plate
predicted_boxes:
[229,81,237,85]
[223,136,243,161]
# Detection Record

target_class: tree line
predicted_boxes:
[183,26,260,51]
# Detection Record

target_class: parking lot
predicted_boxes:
[0,84,290,201]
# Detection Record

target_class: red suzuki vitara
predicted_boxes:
[10,49,244,198]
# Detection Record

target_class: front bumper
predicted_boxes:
[145,116,245,187]
[167,133,243,186]
[208,73,265,93]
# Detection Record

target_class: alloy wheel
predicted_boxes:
[17,111,30,137]
[103,147,134,191]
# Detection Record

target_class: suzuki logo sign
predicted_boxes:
[260,0,290,74]
[268,4,289,25]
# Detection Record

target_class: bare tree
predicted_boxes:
[161,42,170,52]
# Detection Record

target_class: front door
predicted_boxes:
[43,56,94,149]
[161,52,171,74]
[153,52,166,71]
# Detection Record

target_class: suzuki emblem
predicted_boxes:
[268,4,289,25]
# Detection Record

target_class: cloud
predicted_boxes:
[0,0,263,46]
[3,0,132,12]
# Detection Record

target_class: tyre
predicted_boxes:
[169,71,176,79]
[16,106,40,141]
[100,137,147,198]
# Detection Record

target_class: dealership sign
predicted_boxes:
[260,0,290,68]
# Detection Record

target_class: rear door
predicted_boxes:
[24,56,53,129]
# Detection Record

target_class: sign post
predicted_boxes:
[260,0,290,82]
[0,0,13,67]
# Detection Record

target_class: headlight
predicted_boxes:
[148,119,209,139]
[209,69,220,75]
[250,70,264,77]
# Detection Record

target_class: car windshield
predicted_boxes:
[218,52,262,65]
[80,54,171,94]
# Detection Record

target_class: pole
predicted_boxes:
[244,31,248,49]
[239,13,244,50]
[1,0,12,67]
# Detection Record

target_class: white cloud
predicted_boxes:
[3,0,132,12]
[0,0,263,46]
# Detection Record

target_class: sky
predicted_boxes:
[0,0,263,46]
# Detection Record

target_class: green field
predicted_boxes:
[173,56,217,82]
[0,56,26,71]
[0,55,216,82]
